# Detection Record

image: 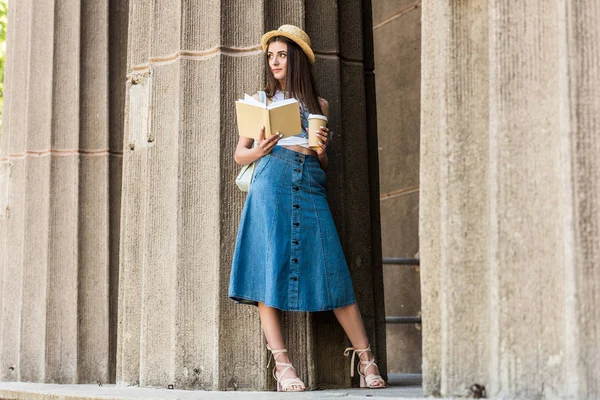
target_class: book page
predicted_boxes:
[242,93,265,106]
[267,98,298,109]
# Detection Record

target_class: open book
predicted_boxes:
[235,94,302,140]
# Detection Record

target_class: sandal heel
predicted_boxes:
[344,345,387,389]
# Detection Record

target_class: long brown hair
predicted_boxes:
[263,36,323,115]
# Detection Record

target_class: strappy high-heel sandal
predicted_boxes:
[344,345,387,388]
[266,345,306,392]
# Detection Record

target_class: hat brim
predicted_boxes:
[261,30,315,64]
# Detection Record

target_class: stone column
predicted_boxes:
[420,0,600,398]
[117,0,385,390]
[0,0,128,384]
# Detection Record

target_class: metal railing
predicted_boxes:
[382,257,420,266]
[383,257,421,325]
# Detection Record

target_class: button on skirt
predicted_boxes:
[229,146,357,312]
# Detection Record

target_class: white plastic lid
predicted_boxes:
[308,114,328,121]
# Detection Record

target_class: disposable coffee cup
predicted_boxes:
[308,114,328,149]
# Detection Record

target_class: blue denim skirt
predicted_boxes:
[229,146,357,312]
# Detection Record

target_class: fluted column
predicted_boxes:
[117,0,385,390]
[0,0,128,384]
[420,0,600,398]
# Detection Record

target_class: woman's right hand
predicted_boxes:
[255,126,282,156]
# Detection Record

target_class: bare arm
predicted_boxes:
[234,136,261,165]
[316,98,330,171]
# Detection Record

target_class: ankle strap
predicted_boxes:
[266,345,288,368]
[343,345,372,378]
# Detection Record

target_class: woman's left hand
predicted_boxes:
[315,126,330,157]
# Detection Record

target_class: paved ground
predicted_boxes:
[0,374,425,400]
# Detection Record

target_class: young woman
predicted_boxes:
[229,25,386,392]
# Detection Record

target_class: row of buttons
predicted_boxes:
[290,156,303,290]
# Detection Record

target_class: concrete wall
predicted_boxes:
[372,1,422,373]
[420,1,600,398]
[0,0,128,384]
[117,0,386,391]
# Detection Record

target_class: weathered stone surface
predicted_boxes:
[0,0,128,385]
[420,0,600,398]
[2,0,382,391]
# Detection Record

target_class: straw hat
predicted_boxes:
[261,25,315,64]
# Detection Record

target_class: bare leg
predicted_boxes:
[257,302,305,391]
[333,303,385,387]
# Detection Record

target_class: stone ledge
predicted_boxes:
[0,374,427,399]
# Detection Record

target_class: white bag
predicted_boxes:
[235,152,257,192]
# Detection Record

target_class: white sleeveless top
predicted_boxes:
[271,90,310,149]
